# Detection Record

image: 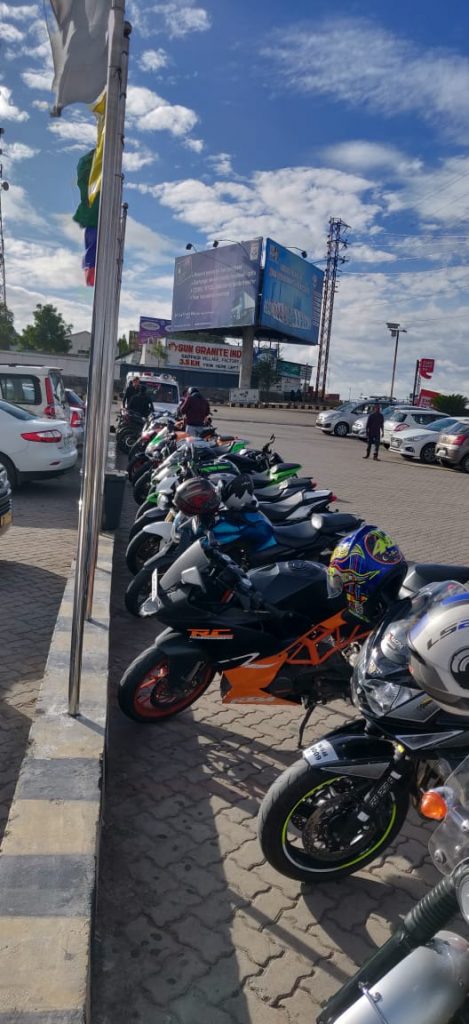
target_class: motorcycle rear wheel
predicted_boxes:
[125,531,162,576]
[258,759,409,882]
[118,650,214,722]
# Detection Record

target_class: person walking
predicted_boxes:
[363,403,384,460]
[128,383,154,419]
[123,375,140,408]
[179,386,210,434]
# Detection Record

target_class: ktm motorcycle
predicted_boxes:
[257,565,469,886]
[118,538,381,725]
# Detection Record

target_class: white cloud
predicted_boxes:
[21,68,52,91]
[3,142,38,163]
[158,3,211,38]
[1,182,47,229]
[184,138,204,153]
[1,23,24,42]
[48,118,97,148]
[127,85,198,137]
[0,85,29,122]
[32,99,50,111]
[322,141,423,177]
[264,18,469,139]
[0,2,39,17]
[140,48,169,72]
[208,153,234,177]
[123,145,158,172]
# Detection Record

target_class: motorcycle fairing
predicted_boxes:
[302,721,406,779]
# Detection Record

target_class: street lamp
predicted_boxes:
[386,321,407,400]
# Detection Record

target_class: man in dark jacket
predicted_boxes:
[128,383,154,419]
[179,387,210,433]
[123,375,140,408]
[363,404,384,460]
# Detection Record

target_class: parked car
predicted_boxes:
[0,465,12,535]
[382,406,445,448]
[64,388,85,446]
[389,415,464,463]
[316,401,376,437]
[0,363,69,422]
[435,421,469,472]
[351,405,397,440]
[0,398,77,487]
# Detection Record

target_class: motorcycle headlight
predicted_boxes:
[362,679,416,716]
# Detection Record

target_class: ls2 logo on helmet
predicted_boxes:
[427,618,469,650]
[450,648,469,688]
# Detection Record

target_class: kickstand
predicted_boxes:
[298,703,316,748]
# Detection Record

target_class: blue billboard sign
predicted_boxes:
[170,238,262,332]
[259,238,324,345]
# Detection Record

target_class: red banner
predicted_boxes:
[419,358,435,380]
[418,388,440,408]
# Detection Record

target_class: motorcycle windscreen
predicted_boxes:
[159,539,211,595]
[428,753,469,875]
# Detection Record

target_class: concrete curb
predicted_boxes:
[0,533,113,1023]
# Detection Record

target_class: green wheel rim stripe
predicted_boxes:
[280,775,397,873]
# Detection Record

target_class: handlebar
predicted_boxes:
[202,539,286,619]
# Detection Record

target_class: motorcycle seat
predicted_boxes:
[311,513,363,533]
[272,520,315,542]
[403,562,469,595]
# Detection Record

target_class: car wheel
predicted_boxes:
[0,454,18,489]
[461,454,469,474]
[420,443,436,465]
[333,422,349,437]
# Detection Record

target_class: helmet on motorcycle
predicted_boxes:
[173,478,220,517]
[327,525,406,622]
[220,474,256,510]
[407,589,469,716]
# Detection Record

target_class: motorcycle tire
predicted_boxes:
[118,648,214,722]
[119,429,140,454]
[126,531,162,576]
[258,758,409,883]
[133,469,153,505]
[128,438,147,461]
[135,498,160,520]
[128,509,166,541]
[128,454,150,484]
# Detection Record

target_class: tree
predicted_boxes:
[0,305,18,350]
[19,304,72,354]
[150,340,168,367]
[433,393,468,417]
[117,334,131,358]
[252,353,279,394]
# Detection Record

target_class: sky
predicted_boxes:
[2,0,469,399]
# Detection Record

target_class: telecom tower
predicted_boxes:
[314,218,350,400]
[0,128,9,308]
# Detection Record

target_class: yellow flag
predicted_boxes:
[88,91,106,205]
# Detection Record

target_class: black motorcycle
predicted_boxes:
[257,566,469,885]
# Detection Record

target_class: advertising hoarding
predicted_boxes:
[418,388,440,408]
[170,239,262,332]
[259,238,324,345]
[167,339,242,373]
[139,317,171,345]
[420,358,435,380]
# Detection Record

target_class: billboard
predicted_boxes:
[418,388,440,408]
[166,339,242,373]
[420,358,435,380]
[170,239,262,332]
[139,317,171,345]
[259,238,324,345]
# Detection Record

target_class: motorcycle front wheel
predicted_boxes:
[118,649,214,722]
[125,531,162,576]
[133,469,152,505]
[258,759,409,883]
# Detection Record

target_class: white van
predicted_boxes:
[0,363,69,422]
[125,372,180,417]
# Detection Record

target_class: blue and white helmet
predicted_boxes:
[408,586,469,716]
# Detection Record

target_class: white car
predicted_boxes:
[382,407,446,448]
[351,405,397,440]
[316,401,372,437]
[390,416,469,463]
[0,398,77,487]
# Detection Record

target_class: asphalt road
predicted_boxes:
[92,409,469,1024]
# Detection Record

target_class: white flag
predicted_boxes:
[48,0,112,113]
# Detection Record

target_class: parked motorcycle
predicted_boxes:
[317,754,469,1024]
[257,571,469,884]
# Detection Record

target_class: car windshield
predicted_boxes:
[445,422,469,436]
[146,383,178,404]
[66,389,84,408]
[0,398,35,421]
[334,403,354,413]
[421,417,456,433]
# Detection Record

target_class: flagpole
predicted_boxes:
[68,0,129,716]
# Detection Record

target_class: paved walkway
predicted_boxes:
[92,416,469,1023]
[0,470,79,841]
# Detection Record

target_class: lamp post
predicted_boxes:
[386,321,407,400]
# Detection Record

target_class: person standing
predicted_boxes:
[179,386,210,434]
[123,375,140,408]
[128,383,154,419]
[363,404,384,460]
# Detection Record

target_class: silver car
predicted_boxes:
[316,401,372,438]
[351,405,397,440]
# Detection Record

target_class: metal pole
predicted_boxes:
[389,329,400,400]
[412,359,420,405]
[239,326,255,387]
[68,1,128,716]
